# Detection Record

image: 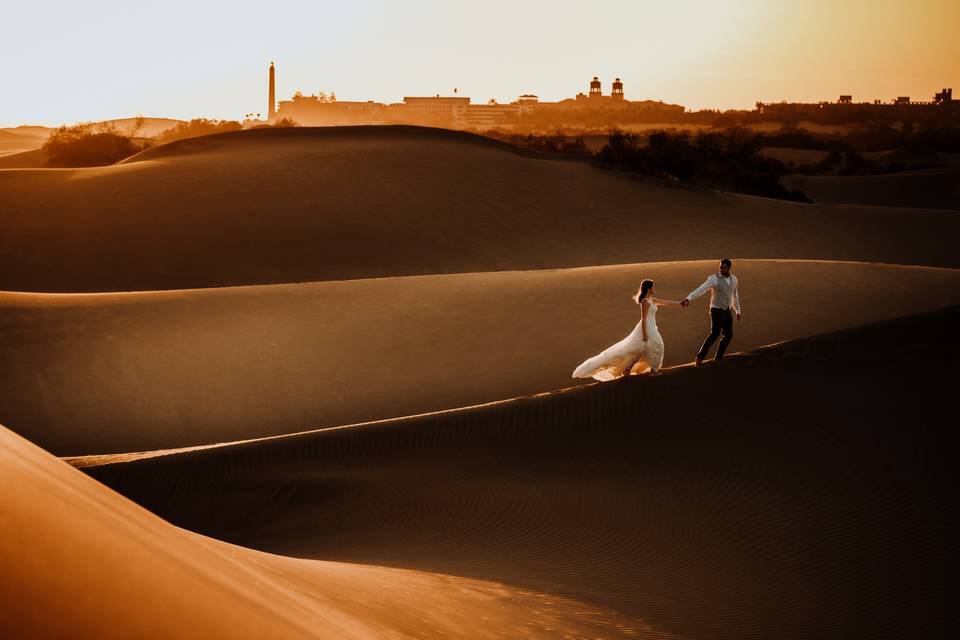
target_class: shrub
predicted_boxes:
[506,132,588,156]
[596,128,810,202]
[41,121,143,167]
[252,117,301,129]
[837,151,882,176]
[157,118,243,143]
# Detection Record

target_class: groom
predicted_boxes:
[681,258,741,366]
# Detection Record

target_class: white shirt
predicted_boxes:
[686,273,741,314]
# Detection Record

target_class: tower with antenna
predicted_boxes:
[268,62,276,121]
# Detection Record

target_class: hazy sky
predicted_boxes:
[3,0,958,127]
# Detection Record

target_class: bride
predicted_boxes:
[572,279,683,380]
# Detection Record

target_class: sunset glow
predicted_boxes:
[3,0,958,126]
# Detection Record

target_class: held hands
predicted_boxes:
[680,299,690,308]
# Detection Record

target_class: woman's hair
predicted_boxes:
[633,279,655,304]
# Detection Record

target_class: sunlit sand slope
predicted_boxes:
[1,126,958,292]
[0,424,657,640]
[0,148,44,168]
[78,307,957,640]
[782,167,960,210]
[3,260,958,456]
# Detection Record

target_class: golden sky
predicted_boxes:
[2,0,958,126]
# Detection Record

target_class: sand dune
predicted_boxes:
[0,148,45,168]
[75,307,957,640]
[2,126,959,292]
[2,122,956,639]
[0,424,650,639]
[782,167,960,210]
[0,126,49,154]
[3,259,958,456]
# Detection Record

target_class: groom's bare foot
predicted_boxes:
[695,356,703,367]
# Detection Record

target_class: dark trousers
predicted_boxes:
[698,308,734,360]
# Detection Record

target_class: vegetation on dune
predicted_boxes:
[41,117,148,167]
[157,118,243,143]
[501,131,589,156]
[792,123,960,175]
[596,127,811,202]
[252,117,300,129]
[588,122,959,191]
[153,116,297,144]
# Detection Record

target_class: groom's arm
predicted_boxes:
[685,276,715,303]
[732,276,742,317]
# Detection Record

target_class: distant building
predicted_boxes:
[393,97,471,127]
[267,64,685,129]
[611,78,624,101]
[463,102,522,128]
[277,92,387,126]
[575,76,630,106]
[755,88,958,122]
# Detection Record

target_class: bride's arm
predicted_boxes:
[641,299,650,341]
[651,297,682,306]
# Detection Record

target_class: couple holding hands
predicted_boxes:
[573,259,742,380]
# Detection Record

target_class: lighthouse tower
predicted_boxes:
[268,62,276,121]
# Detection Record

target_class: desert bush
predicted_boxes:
[157,118,243,143]
[597,128,810,202]
[911,124,960,153]
[760,128,851,152]
[506,132,588,156]
[41,121,143,167]
[252,117,301,129]
[837,151,883,176]
[843,124,903,152]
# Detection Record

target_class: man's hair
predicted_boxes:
[720,258,732,268]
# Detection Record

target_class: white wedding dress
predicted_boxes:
[572,300,665,380]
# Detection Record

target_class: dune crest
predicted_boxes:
[4,259,959,456]
[0,423,658,639]
[76,307,957,640]
[2,126,958,292]
[782,168,960,210]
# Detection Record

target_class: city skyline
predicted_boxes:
[3,0,960,128]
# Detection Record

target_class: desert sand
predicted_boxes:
[0,148,45,168]
[2,259,959,455]
[1,127,958,292]
[0,125,955,639]
[782,166,960,209]
[0,125,50,155]
[0,424,648,639]
[73,308,956,640]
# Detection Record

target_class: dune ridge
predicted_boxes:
[782,167,960,210]
[76,307,958,640]
[4,259,959,456]
[0,421,663,639]
[2,126,959,293]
